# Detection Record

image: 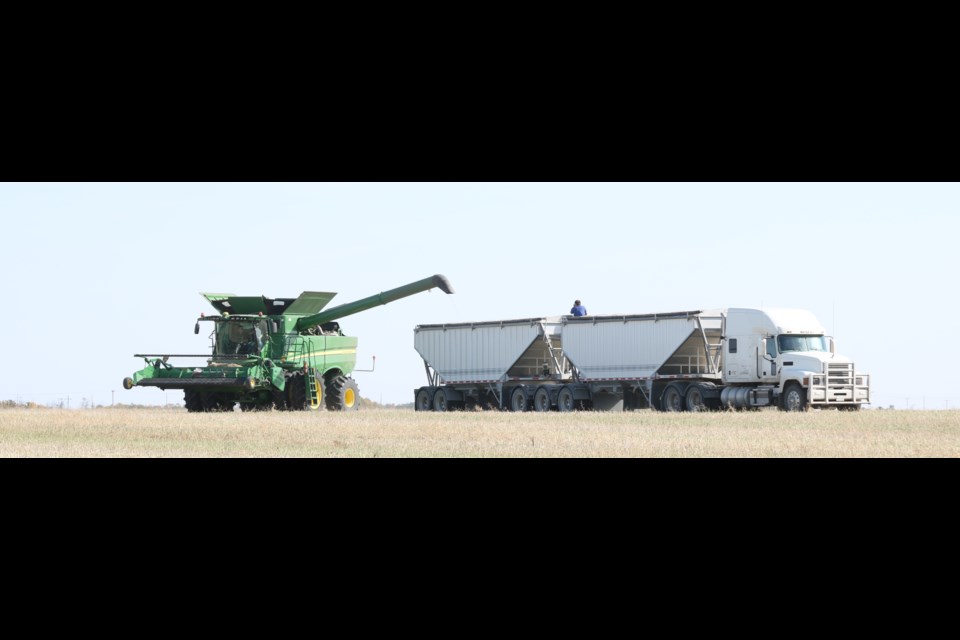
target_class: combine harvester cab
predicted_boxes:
[124,275,454,412]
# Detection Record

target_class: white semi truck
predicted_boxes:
[413,308,870,412]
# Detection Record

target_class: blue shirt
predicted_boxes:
[571,305,587,316]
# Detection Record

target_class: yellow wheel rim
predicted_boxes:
[344,388,355,408]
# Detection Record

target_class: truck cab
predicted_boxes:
[723,308,870,410]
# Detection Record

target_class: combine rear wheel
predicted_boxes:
[326,375,360,411]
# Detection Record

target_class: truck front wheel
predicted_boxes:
[781,382,808,412]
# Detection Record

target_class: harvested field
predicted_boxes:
[1,407,958,457]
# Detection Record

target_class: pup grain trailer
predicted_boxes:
[413,307,870,412]
[414,317,574,412]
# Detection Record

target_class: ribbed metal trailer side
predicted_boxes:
[560,311,725,410]
[413,317,570,410]
[561,311,724,380]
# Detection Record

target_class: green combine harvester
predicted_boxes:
[123,275,454,412]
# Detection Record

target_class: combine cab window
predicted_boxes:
[216,320,267,355]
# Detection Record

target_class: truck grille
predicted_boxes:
[827,362,854,386]
[807,362,870,406]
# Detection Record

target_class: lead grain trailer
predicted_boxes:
[414,307,870,412]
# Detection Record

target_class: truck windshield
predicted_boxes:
[215,320,266,355]
[777,334,828,353]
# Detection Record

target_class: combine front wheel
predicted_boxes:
[184,389,204,413]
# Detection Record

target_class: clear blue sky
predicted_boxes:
[1,182,956,409]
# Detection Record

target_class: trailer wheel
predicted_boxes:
[685,384,707,412]
[415,387,434,411]
[557,386,576,412]
[433,389,450,412]
[534,386,552,412]
[781,382,808,412]
[661,383,685,412]
[509,387,528,412]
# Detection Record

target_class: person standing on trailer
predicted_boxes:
[570,300,588,316]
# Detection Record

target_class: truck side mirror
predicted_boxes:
[194,322,200,335]
[830,338,835,354]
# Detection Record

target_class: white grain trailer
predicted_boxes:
[414,307,870,412]
[413,317,574,411]
[560,310,725,411]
